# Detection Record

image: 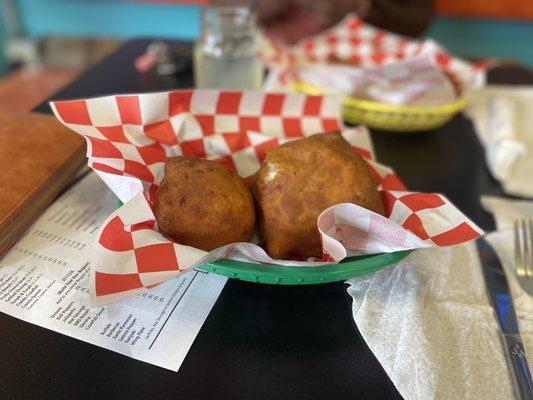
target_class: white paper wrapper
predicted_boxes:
[261,14,486,99]
[295,53,458,106]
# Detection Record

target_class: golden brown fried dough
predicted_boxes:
[251,132,384,259]
[154,157,255,251]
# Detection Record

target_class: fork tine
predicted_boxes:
[527,219,533,278]
[515,220,526,278]
[521,219,530,278]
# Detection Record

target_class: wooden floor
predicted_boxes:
[0,67,81,113]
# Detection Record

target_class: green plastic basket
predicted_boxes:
[197,250,411,285]
[117,202,411,285]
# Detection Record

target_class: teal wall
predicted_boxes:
[4,2,533,70]
[427,17,533,66]
[0,12,8,75]
[14,0,201,40]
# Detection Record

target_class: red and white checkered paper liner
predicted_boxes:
[51,90,482,305]
[260,13,486,94]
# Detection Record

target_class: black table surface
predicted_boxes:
[1,39,529,400]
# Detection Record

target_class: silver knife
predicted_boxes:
[477,238,533,400]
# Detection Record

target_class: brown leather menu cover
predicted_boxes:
[0,111,86,257]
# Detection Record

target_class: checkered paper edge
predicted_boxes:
[260,13,487,94]
[51,90,482,305]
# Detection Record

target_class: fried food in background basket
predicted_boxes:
[251,132,384,259]
[154,157,255,251]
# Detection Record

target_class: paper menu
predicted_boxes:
[0,173,227,371]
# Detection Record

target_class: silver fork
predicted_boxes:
[514,219,533,296]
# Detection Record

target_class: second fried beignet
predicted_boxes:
[251,132,384,259]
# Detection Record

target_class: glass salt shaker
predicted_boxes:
[194,5,263,90]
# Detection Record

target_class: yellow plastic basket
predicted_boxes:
[292,80,466,132]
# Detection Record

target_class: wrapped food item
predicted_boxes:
[251,132,384,259]
[296,53,458,106]
[154,157,255,251]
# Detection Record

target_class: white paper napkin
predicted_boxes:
[346,198,533,400]
[465,86,533,197]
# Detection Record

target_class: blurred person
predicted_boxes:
[255,0,433,44]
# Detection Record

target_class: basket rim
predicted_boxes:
[199,250,412,284]
[291,79,467,115]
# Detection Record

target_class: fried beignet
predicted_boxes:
[251,132,384,259]
[154,157,255,251]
